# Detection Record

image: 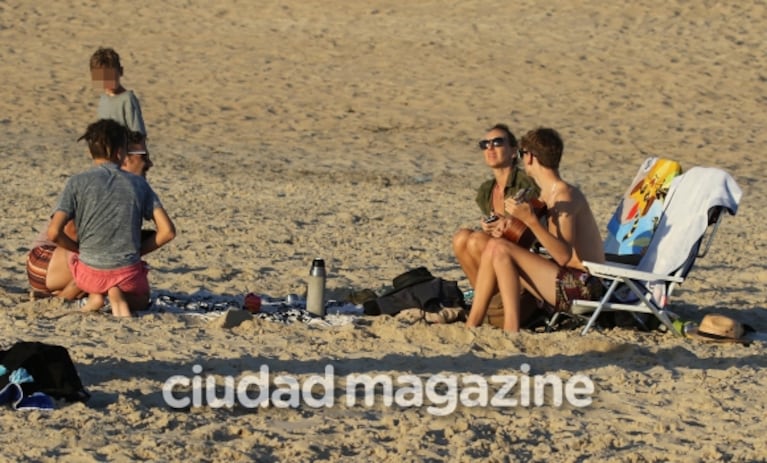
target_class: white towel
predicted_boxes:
[637,167,742,276]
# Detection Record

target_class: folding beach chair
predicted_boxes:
[567,164,742,335]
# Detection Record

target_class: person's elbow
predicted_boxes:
[151,208,177,247]
[46,228,60,244]
[47,225,65,244]
[156,223,177,246]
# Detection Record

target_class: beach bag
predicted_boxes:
[0,341,90,402]
[363,267,465,316]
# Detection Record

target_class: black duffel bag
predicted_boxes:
[363,267,465,316]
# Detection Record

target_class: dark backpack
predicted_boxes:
[0,341,90,402]
[363,267,465,316]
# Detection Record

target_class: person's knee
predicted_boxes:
[452,228,471,253]
[466,231,489,255]
[487,239,512,261]
[484,238,501,254]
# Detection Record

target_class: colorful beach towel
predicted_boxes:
[604,157,682,258]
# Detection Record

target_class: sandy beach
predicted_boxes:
[1,0,766,461]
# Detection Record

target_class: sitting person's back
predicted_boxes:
[26,130,160,301]
[62,163,155,268]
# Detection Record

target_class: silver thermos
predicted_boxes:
[306,258,326,317]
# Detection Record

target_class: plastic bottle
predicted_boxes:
[306,258,326,317]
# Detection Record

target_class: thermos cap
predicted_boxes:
[311,258,325,268]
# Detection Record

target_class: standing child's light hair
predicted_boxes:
[89,47,123,73]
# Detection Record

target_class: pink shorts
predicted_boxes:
[68,254,149,295]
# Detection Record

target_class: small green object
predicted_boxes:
[672,319,685,336]
[672,319,697,337]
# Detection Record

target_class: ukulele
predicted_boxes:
[485,188,548,248]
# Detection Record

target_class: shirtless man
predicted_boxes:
[465,127,605,332]
[47,121,175,316]
[452,124,538,288]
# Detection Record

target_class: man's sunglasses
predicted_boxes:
[478,137,506,150]
[517,148,534,158]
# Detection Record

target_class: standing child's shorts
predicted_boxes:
[68,253,149,295]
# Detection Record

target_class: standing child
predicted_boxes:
[90,47,147,136]
[47,119,175,316]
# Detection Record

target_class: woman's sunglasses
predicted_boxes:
[478,137,506,150]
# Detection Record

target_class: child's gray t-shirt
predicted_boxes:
[53,163,161,269]
[97,90,147,136]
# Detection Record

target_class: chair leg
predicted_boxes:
[622,279,678,335]
[546,313,560,332]
[580,280,621,335]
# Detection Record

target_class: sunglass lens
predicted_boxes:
[479,137,506,150]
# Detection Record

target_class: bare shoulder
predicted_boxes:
[564,183,587,200]
[565,183,588,210]
[551,182,585,216]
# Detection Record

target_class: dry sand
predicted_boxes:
[1,0,766,461]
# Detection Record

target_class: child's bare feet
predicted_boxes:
[80,293,105,313]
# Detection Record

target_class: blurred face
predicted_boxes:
[122,142,153,177]
[91,67,121,93]
[478,129,516,168]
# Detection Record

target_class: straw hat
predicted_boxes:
[686,314,753,344]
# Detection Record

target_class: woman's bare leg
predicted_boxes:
[453,229,491,288]
[465,239,502,327]
[55,279,86,301]
[488,242,524,331]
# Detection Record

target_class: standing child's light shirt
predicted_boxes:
[97,90,146,136]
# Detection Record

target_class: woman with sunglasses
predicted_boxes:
[452,124,538,292]
[465,127,606,332]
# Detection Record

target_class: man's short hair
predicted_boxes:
[77,119,128,160]
[89,47,122,73]
[487,123,518,148]
[520,127,563,169]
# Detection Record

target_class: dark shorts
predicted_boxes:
[554,267,605,313]
[26,245,56,296]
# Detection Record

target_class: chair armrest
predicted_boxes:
[582,261,684,283]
